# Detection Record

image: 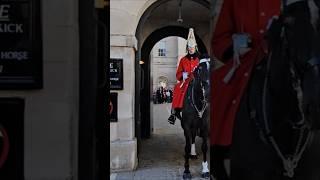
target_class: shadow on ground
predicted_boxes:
[114,104,211,180]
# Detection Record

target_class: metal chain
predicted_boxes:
[261,29,312,178]
[191,78,207,118]
[190,62,209,118]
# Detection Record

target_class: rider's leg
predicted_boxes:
[168,109,176,125]
[175,108,182,120]
[168,108,182,125]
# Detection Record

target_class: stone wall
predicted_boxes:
[0,0,79,179]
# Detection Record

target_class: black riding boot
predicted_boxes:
[168,109,181,125]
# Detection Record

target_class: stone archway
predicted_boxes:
[138,26,208,141]
[134,0,211,147]
[128,27,209,178]
[110,0,213,173]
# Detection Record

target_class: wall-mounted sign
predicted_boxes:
[110,93,118,122]
[110,59,123,90]
[0,0,42,89]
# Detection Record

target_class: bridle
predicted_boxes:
[252,2,320,177]
[261,48,313,178]
[190,58,210,118]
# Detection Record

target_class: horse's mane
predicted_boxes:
[186,66,205,109]
[184,60,210,115]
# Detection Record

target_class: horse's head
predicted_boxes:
[194,55,211,102]
[244,2,320,176]
[266,0,320,129]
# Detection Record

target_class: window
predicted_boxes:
[158,49,166,56]
[158,41,166,57]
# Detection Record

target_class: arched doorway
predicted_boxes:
[109,0,214,175]
[135,0,211,151]
[128,33,208,179]
[132,1,211,177]
[139,26,208,140]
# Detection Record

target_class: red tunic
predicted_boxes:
[210,0,280,145]
[172,55,199,109]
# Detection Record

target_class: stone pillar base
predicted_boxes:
[110,138,137,172]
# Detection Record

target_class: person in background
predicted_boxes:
[156,87,162,104]
[165,89,170,103]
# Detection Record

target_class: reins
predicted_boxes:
[189,59,210,118]
[261,46,313,178]
[251,5,315,176]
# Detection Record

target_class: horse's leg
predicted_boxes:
[201,129,210,178]
[183,127,192,180]
[211,145,230,180]
[231,91,282,180]
[190,128,197,159]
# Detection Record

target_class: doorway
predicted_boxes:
[139,26,208,140]
[130,27,209,178]
[131,0,211,178]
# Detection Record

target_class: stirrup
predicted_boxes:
[168,114,176,125]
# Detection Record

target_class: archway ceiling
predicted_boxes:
[140,0,211,49]
[148,0,209,23]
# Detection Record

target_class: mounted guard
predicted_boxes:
[168,28,200,125]
[211,0,320,179]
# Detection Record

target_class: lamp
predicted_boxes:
[177,0,183,23]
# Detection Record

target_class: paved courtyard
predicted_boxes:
[111,103,211,180]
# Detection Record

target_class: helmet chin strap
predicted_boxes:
[187,52,198,59]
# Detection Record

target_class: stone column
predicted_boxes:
[110,34,138,172]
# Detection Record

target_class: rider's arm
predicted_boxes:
[176,58,185,81]
[211,0,235,63]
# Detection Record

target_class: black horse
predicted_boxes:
[181,56,211,180]
[229,1,320,179]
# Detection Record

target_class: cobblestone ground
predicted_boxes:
[112,103,211,180]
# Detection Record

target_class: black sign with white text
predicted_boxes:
[0,0,42,89]
[110,59,123,90]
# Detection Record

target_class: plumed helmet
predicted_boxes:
[187,28,197,49]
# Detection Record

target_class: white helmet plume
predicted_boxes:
[187,28,197,49]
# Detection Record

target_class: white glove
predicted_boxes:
[182,72,188,80]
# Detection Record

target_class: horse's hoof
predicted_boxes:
[183,172,192,180]
[201,172,210,179]
[190,155,198,159]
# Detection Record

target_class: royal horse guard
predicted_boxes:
[168,28,200,125]
[211,0,320,179]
